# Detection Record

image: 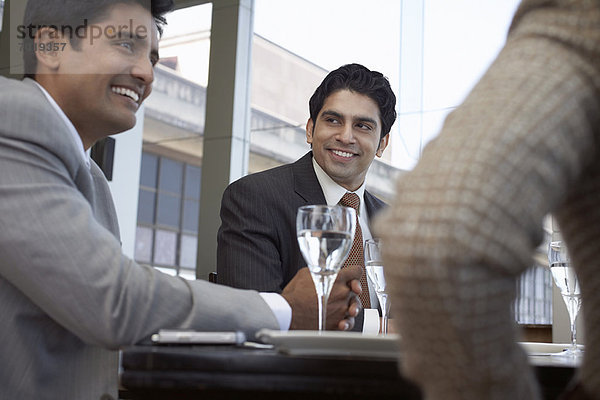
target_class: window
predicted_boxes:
[252,0,402,201]
[0,0,4,32]
[135,3,211,279]
[135,152,201,278]
[515,266,553,325]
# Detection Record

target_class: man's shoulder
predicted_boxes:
[228,158,300,192]
[364,190,387,218]
[0,77,56,120]
[365,190,386,206]
[0,77,41,100]
[0,77,82,172]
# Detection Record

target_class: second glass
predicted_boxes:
[296,205,355,331]
[548,240,583,356]
[365,238,390,335]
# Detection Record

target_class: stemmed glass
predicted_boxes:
[296,205,355,331]
[364,239,390,335]
[548,240,583,356]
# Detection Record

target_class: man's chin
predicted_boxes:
[110,116,137,135]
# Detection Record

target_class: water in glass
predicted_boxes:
[548,240,583,356]
[365,239,390,335]
[296,205,355,331]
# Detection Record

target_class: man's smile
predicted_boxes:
[330,149,357,159]
[111,86,141,103]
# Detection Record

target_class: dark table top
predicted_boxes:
[119,344,577,400]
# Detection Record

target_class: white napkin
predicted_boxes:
[362,308,380,334]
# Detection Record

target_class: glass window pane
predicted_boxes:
[182,199,199,233]
[140,152,158,188]
[184,165,201,200]
[154,229,177,266]
[179,234,197,269]
[134,226,153,263]
[156,193,181,228]
[0,0,4,33]
[142,3,212,183]
[252,0,402,200]
[137,189,156,225]
[159,158,183,194]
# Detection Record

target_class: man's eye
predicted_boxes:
[119,42,134,51]
[356,123,372,130]
[326,118,340,124]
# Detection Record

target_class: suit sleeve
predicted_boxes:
[217,177,289,292]
[0,83,279,348]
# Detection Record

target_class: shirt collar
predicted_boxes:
[312,156,367,216]
[31,80,90,169]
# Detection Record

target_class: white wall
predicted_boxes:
[106,107,144,259]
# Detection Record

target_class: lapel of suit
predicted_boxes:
[364,190,386,222]
[292,152,326,205]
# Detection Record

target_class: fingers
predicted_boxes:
[337,264,362,281]
[349,297,361,317]
[333,292,362,331]
[350,279,362,295]
[336,298,361,331]
[338,316,355,331]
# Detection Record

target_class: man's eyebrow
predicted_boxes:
[354,115,378,126]
[320,110,344,120]
[320,110,378,126]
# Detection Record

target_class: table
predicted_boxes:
[119,344,579,400]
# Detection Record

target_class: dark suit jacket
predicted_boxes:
[217,152,386,293]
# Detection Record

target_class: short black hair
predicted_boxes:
[309,63,397,139]
[22,0,174,78]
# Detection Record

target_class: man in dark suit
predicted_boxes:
[217,64,397,328]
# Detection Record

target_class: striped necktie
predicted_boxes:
[339,192,371,309]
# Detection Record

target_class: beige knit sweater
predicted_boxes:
[377,1,600,399]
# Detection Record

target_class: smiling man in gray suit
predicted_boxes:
[0,1,361,399]
[217,64,397,329]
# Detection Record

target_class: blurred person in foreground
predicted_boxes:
[377,0,600,399]
[0,1,361,398]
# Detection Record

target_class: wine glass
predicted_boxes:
[296,205,355,331]
[364,238,390,335]
[548,240,583,356]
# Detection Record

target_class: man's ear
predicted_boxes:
[34,27,65,72]
[376,134,389,157]
[306,119,314,145]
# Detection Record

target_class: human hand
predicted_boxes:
[281,266,362,331]
[329,265,362,330]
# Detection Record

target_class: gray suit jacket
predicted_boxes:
[0,77,279,400]
[217,152,386,292]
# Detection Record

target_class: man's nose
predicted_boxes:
[336,124,356,143]
[131,56,154,86]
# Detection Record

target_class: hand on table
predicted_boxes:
[281,266,362,331]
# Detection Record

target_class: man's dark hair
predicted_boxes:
[309,63,397,139]
[22,0,174,78]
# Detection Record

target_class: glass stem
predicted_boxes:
[379,293,389,335]
[567,297,578,351]
[317,276,330,331]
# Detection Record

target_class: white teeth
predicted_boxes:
[332,150,354,158]
[111,86,140,103]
